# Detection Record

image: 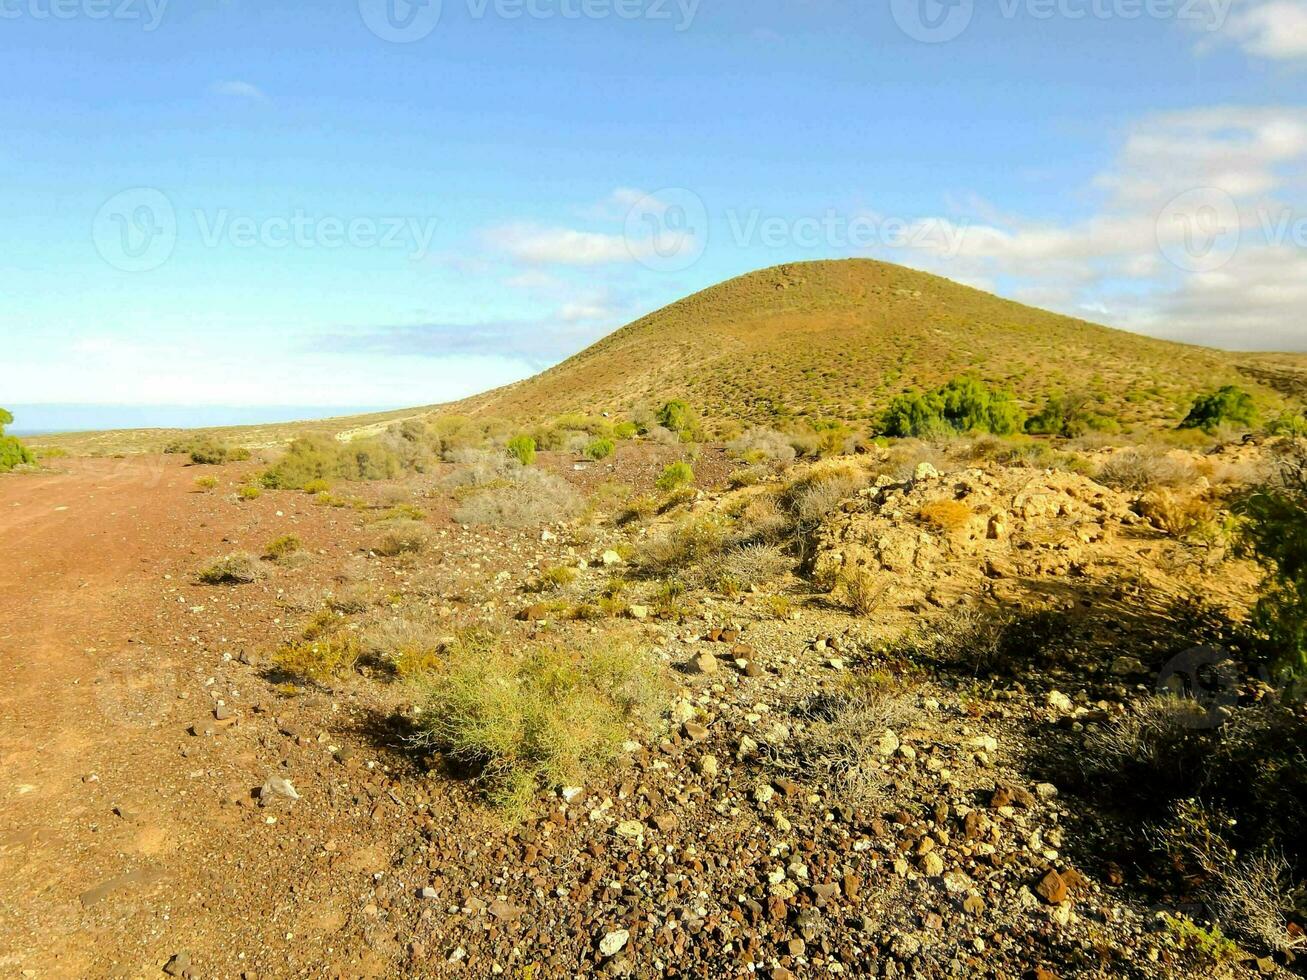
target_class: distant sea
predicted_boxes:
[5,404,403,437]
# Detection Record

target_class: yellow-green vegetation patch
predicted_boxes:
[413,632,669,814]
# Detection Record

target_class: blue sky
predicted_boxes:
[2,0,1306,429]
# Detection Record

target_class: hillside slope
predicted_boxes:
[29,259,1304,455]
[455,259,1298,428]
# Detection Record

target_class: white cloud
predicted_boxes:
[209,80,267,101]
[482,223,635,266]
[1219,0,1307,59]
[879,107,1307,350]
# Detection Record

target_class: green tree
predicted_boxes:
[1181,385,1258,433]
[0,407,35,472]
[655,400,701,441]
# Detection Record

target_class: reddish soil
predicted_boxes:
[0,445,737,977]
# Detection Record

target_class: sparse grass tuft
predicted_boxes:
[198,552,261,585]
[273,636,360,684]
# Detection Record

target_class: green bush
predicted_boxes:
[261,434,403,489]
[414,633,668,812]
[656,461,695,492]
[1266,412,1307,438]
[880,377,1024,438]
[1025,392,1119,437]
[0,408,35,472]
[613,421,639,440]
[507,434,537,466]
[585,438,615,461]
[1181,385,1258,433]
[1239,448,1307,679]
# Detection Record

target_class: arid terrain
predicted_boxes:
[3,263,1306,979]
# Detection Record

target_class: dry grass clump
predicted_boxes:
[1096,449,1198,492]
[1082,696,1212,791]
[889,606,1068,676]
[413,633,669,813]
[198,552,261,585]
[359,606,447,679]
[374,519,430,557]
[1205,848,1305,956]
[779,677,915,810]
[262,534,302,562]
[917,498,973,532]
[453,469,583,528]
[194,476,218,492]
[533,565,579,591]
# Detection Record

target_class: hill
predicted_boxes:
[29,259,1305,454]
[454,259,1301,430]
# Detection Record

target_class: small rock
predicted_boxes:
[686,651,718,675]
[163,952,191,977]
[1036,869,1069,905]
[259,775,299,804]
[682,721,709,741]
[599,928,630,958]
[697,754,719,778]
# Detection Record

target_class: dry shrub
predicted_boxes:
[727,428,797,462]
[637,515,727,577]
[1138,490,1219,539]
[917,498,973,532]
[838,566,884,616]
[1082,697,1213,797]
[728,465,770,488]
[413,633,669,813]
[263,534,302,562]
[375,519,429,556]
[1208,850,1305,955]
[890,606,1068,676]
[453,469,582,527]
[198,552,260,585]
[273,636,360,684]
[360,606,446,679]
[713,543,790,595]
[1096,449,1198,492]
[779,679,915,810]
[781,461,868,529]
[733,493,789,543]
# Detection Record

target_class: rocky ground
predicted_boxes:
[0,438,1297,978]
